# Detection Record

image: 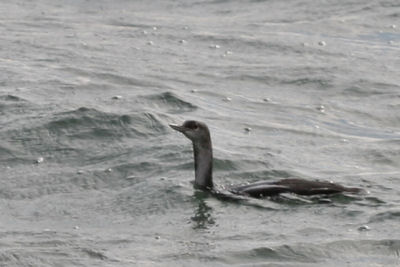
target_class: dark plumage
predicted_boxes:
[170,120,362,198]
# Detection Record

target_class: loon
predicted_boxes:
[170,120,362,198]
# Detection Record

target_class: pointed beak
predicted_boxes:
[169,124,187,133]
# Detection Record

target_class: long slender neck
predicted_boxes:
[192,136,213,189]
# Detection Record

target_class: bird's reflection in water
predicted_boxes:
[191,190,215,229]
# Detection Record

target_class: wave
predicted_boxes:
[225,239,400,265]
[136,91,197,113]
[0,94,32,115]
[0,106,168,166]
[368,209,400,223]
[46,107,166,139]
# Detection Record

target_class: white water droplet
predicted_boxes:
[36,157,44,164]
[317,105,325,113]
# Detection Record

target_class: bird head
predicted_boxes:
[169,120,210,143]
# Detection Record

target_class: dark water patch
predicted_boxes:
[0,250,57,267]
[343,81,400,97]
[282,77,333,89]
[388,12,400,18]
[355,196,387,207]
[80,248,108,261]
[188,190,219,230]
[361,148,400,167]
[138,91,197,114]
[0,94,32,116]
[226,239,400,265]
[343,85,384,97]
[228,245,317,264]
[368,210,400,223]
[340,209,365,218]
[192,32,319,55]
[0,94,26,102]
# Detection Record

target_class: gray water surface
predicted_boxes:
[1,0,400,266]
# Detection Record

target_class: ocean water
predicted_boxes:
[1,0,400,266]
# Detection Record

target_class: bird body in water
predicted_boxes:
[170,120,362,198]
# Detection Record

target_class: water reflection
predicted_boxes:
[191,190,215,229]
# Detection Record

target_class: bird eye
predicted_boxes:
[183,121,199,130]
[189,123,198,130]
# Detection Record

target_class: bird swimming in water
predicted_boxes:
[170,120,362,198]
